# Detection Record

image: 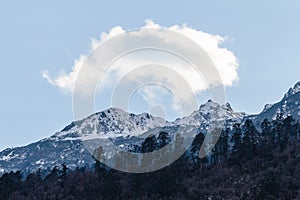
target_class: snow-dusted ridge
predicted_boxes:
[1,80,300,176]
[51,107,171,141]
[253,81,300,126]
[50,101,246,142]
[0,100,246,175]
[175,100,246,126]
[284,81,300,99]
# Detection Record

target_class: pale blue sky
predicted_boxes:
[0,0,299,150]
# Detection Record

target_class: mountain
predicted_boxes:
[53,107,169,143]
[175,100,246,127]
[253,81,300,126]
[0,108,170,175]
[0,81,299,175]
[0,102,244,175]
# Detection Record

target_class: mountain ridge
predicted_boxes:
[0,81,299,175]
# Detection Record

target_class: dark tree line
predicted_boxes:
[1,115,300,199]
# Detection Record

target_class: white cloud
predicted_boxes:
[43,20,239,112]
[42,55,87,92]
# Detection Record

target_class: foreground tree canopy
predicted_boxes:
[1,115,300,199]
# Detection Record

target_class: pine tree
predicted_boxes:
[292,121,300,140]
[141,134,157,153]
[230,123,243,163]
[172,133,188,168]
[273,114,286,151]
[242,119,259,158]
[174,133,185,157]
[140,134,157,171]
[93,146,106,175]
[273,113,283,142]
[157,132,170,149]
[260,118,274,159]
[219,128,230,162]
[190,132,207,166]
[211,128,221,164]
[261,118,272,137]
[61,163,67,184]
[156,132,171,166]
[282,116,294,141]
[261,118,273,145]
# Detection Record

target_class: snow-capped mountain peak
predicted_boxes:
[51,107,169,142]
[284,81,300,99]
[262,104,274,112]
[175,100,246,126]
[2,81,300,176]
[253,81,300,126]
